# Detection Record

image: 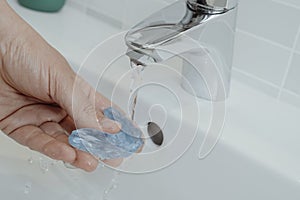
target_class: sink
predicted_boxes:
[1,31,299,199]
[1,2,300,199]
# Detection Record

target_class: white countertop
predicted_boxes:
[226,80,300,183]
[6,0,300,185]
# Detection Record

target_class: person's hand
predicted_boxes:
[0,1,122,172]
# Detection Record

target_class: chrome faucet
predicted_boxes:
[125,0,238,101]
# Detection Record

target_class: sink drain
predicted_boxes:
[147,122,164,146]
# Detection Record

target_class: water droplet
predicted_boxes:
[102,170,121,200]
[86,142,93,148]
[103,195,109,200]
[39,157,49,173]
[27,157,33,164]
[50,160,57,166]
[87,161,92,166]
[73,137,82,144]
[23,181,32,194]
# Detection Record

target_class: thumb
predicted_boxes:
[50,60,121,133]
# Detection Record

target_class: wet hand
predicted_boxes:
[0,1,122,172]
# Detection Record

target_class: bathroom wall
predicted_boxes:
[233,0,300,108]
[68,0,300,108]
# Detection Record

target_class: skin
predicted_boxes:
[0,1,123,172]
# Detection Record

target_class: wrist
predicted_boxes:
[0,1,28,56]
[0,1,12,37]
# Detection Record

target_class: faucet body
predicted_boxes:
[125,0,238,101]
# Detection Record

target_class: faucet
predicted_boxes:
[125,0,238,101]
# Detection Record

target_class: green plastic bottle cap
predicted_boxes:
[18,0,66,12]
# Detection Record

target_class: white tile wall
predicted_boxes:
[237,0,300,48]
[233,0,300,107]
[284,53,300,94]
[296,36,300,53]
[232,68,280,97]
[67,0,300,108]
[233,31,290,85]
[280,89,300,108]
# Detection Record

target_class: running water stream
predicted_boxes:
[102,60,145,200]
[129,61,145,121]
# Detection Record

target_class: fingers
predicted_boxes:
[49,65,120,133]
[1,104,67,135]
[59,115,76,135]
[71,149,99,172]
[10,125,76,163]
[39,122,99,172]
[40,121,123,169]
[97,117,121,134]
[39,122,69,143]
[102,158,123,167]
[9,124,98,172]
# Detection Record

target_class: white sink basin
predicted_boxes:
[2,31,300,199]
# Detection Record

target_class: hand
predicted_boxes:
[0,1,122,172]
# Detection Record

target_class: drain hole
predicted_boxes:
[147,122,164,146]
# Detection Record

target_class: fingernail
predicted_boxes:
[99,118,121,132]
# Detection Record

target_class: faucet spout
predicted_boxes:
[125,0,238,101]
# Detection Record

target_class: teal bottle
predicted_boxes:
[18,0,66,12]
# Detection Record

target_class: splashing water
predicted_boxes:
[27,156,34,165]
[101,152,137,200]
[102,170,121,200]
[23,181,32,194]
[39,157,50,174]
[101,156,135,200]
[24,155,34,195]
